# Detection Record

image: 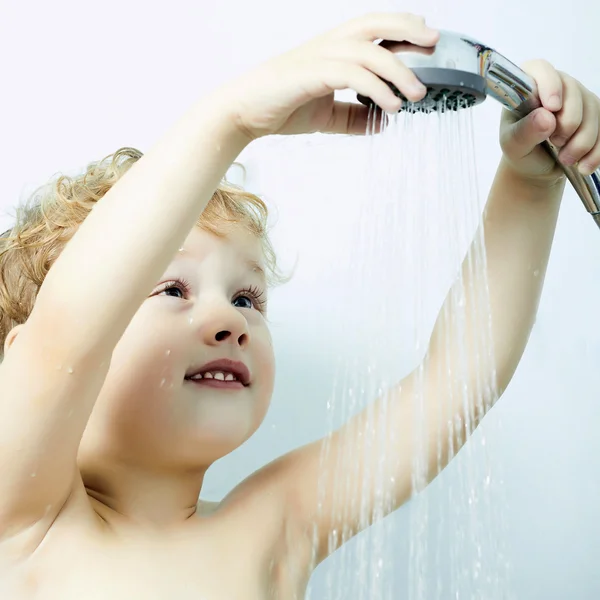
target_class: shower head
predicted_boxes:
[356,30,600,228]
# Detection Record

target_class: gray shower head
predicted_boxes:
[357,31,600,228]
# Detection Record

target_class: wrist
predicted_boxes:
[500,157,567,191]
[186,86,255,154]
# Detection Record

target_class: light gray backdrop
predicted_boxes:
[1,1,598,598]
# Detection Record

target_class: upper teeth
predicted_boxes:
[189,371,237,381]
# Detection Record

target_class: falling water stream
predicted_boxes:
[311,100,511,599]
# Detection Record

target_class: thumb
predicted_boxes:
[500,107,557,160]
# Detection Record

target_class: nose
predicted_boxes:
[196,301,250,349]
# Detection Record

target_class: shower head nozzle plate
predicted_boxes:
[357,68,487,113]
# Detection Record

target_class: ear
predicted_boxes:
[4,324,24,356]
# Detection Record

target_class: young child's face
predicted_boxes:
[78,224,275,471]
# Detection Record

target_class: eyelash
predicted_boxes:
[154,277,192,297]
[236,285,267,313]
[155,279,267,313]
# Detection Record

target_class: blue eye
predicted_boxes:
[233,286,267,313]
[162,286,185,299]
[154,278,191,299]
[233,295,253,309]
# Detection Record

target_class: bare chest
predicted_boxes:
[2,517,310,600]
[8,551,267,600]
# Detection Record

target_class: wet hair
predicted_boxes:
[0,147,285,354]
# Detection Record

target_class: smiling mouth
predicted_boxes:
[185,370,246,390]
[184,359,251,390]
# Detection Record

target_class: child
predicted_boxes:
[0,11,598,599]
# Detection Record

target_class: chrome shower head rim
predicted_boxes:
[356,30,600,225]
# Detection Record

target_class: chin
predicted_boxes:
[191,421,260,455]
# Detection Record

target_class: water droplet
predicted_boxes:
[188,317,194,325]
[160,378,166,387]
[67,367,74,374]
[178,247,184,252]
[30,473,36,478]
[165,349,171,356]
[533,269,540,277]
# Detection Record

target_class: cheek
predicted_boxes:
[253,330,276,409]
[108,309,187,395]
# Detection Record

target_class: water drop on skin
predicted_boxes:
[160,378,166,387]
[67,367,74,374]
[30,473,36,478]
[189,317,194,325]
[166,349,171,356]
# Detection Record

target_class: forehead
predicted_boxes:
[175,226,266,277]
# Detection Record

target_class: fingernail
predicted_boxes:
[579,162,596,176]
[412,82,427,95]
[548,94,562,111]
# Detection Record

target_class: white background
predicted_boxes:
[1,0,599,598]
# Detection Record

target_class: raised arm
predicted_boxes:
[0,92,250,537]
[280,61,600,563]
[0,11,441,541]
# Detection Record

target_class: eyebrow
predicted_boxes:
[173,254,267,283]
[246,259,266,281]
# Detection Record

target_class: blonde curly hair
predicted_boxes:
[0,147,284,355]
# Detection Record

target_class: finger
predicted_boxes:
[557,91,598,166]
[321,61,401,113]
[522,59,564,112]
[578,123,600,175]
[500,107,556,160]
[324,101,389,135]
[550,74,584,148]
[329,41,426,102]
[334,12,439,46]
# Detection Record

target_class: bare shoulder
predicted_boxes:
[195,499,220,516]
[218,449,318,539]
[211,458,317,579]
[0,477,100,561]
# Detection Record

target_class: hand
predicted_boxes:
[500,60,600,184]
[223,13,439,140]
